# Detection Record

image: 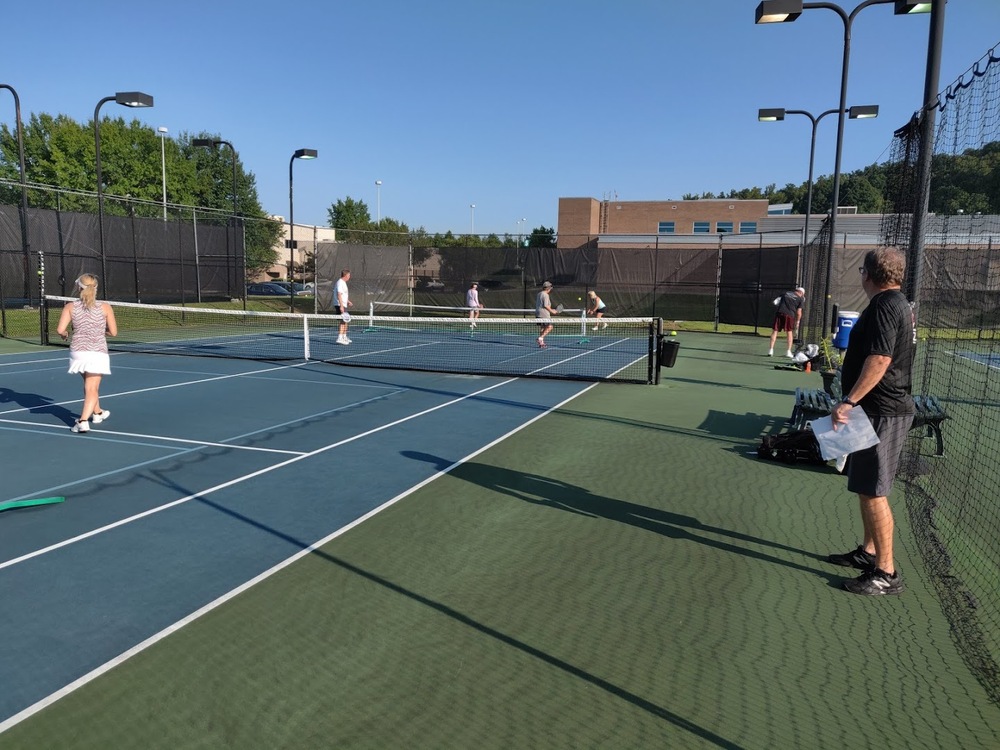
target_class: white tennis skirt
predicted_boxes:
[68,350,111,375]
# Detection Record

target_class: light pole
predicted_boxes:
[516,217,527,247]
[375,180,382,225]
[193,138,241,298]
[0,83,31,311]
[288,148,318,311]
[157,126,168,221]
[906,0,946,310]
[94,91,154,290]
[755,0,930,333]
[470,203,475,235]
[757,105,878,249]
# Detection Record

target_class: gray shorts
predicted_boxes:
[846,414,913,497]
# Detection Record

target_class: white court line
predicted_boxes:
[0,361,313,417]
[0,377,599,735]
[0,376,523,573]
[1,389,406,504]
[0,417,306,455]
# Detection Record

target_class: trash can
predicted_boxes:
[659,338,680,368]
[833,311,859,349]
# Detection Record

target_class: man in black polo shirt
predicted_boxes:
[827,248,916,595]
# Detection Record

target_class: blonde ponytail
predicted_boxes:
[76,274,99,308]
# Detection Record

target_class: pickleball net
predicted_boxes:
[43,297,664,384]
[369,300,585,318]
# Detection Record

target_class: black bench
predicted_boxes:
[788,388,949,457]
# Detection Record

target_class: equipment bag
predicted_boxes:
[757,429,826,465]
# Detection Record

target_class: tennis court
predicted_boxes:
[1,331,998,749]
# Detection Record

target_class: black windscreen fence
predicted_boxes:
[0,203,242,332]
[314,242,800,329]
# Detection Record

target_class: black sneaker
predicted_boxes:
[843,567,904,596]
[827,545,876,569]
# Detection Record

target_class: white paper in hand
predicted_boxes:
[809,406,880,461]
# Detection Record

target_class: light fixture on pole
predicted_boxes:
[470,203,476,235]
[755,0,930,335]
[94,91,154,289]
[757,104,878,250]
[193,137,241,298]
[288,148,318,311]
[375,180,382,225]
[157,126,168,221]
[0,83,32,310]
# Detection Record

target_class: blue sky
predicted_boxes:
[5,1,999,235]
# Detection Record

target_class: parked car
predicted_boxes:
[424,279,445,290]
[267,281,311,296]
[246,282,293,296]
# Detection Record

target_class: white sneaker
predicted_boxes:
[336,337,349,345]
[344,337,352,344]
[592,326,599,331]
[470,321,477,328]
[91,410,110,424]
[72,420,90,433]
[785,350,794,358]
[767,350,773,356]
[600,322,608,329]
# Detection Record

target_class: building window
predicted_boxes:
[739,221,757,234]
[716,222,733,233]
[658,221,675,234]
[693,222,710,233]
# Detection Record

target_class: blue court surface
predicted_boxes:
[0,346,596,726]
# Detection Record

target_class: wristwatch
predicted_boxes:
[841,397,858,407]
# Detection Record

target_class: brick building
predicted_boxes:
[557,197,775,248]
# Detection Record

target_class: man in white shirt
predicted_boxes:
[334,269,353,345]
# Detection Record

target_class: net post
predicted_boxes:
[651,317,664,385]
[40,296,49,345]
[303,315,310,360]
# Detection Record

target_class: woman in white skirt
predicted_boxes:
[56,274,118,433]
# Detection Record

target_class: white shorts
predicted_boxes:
[68,350,111,375]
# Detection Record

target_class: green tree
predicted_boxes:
[327,196,372,244]
[0,113,280,280]
[527,226,556,248]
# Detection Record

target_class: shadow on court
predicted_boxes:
[402,450,836,583]
[0,388,76,426]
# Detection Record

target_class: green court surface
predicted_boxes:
[3,332,998,749]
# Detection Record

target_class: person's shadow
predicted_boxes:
[403,450,840,582]
[0,388,77,426]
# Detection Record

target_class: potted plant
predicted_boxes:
[818,337,843,397]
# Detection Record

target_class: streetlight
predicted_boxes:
[193,138,241,297]
[516,217,527,247]
[0,83,31,310]
[157,126,168,221]
[755,0,930,333]
[757,105,878,249]
[470,203,476,235]
[94,91,154,288]
[288,148,318,311]
[375,179,382,225]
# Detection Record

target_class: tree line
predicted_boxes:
[683,141,1000,217]
[0,113,283,277]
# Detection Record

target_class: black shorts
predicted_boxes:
[846,414,913,497]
